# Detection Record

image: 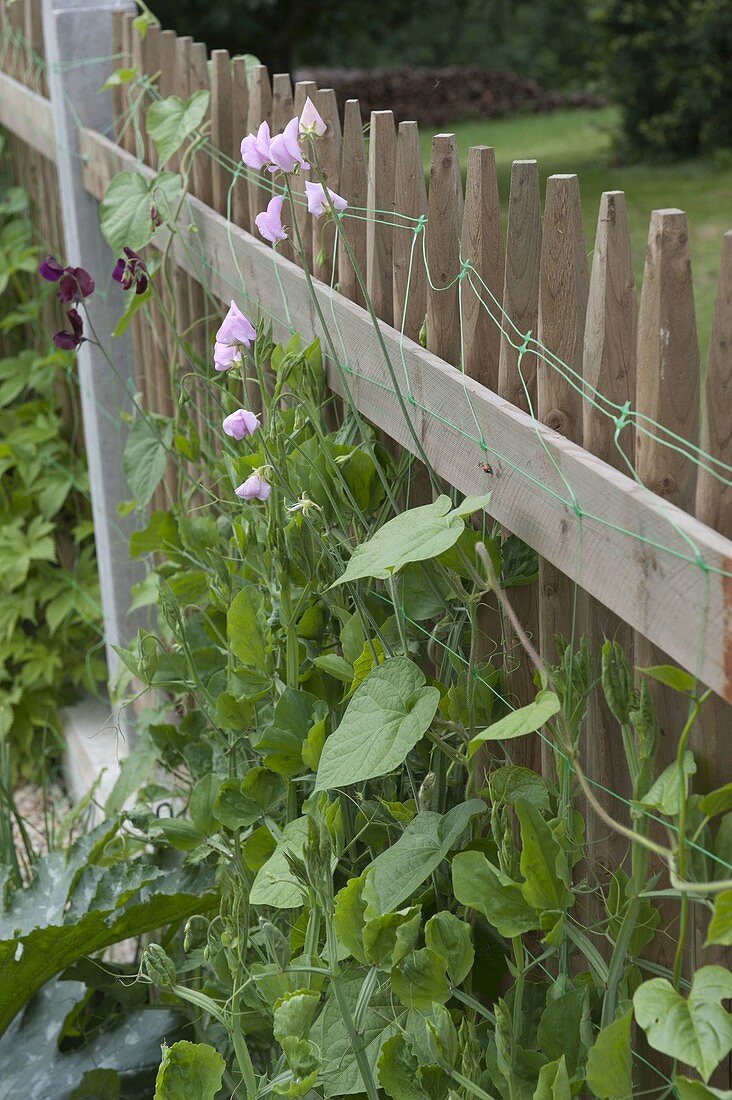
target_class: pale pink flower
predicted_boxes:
[255,194,288,243]
[241,121,272,171]
[223,409,260,439]
[213,300,256,371]
[235,472,271,501]
[268,117,309,174]
[299,97,326,137]
[305,181,348,218]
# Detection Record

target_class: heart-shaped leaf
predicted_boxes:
[147,90,210,166]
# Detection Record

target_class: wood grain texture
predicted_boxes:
[246,65,272,232]
[496,161,542,751]
[210,50,232,216]
[537,173,589,681]
[635,208,700,766]
[367,110,397,324]
[426,133,464,366]
[581,190,637,877]
[80,125,732,704]
[0,70,54,156]
[338,98,367,306]
[461,145,504,391]
[189,42,213,208]
[291,80,317,268]
[393,120,427,342]
[230,56,250,231]
[312,88,342,283]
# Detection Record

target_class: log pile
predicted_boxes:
[293,65,605,127]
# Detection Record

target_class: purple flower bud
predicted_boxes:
[235,473,271,502]
[53,308,84,350]
[223,408,260,440]
[150,205,163,228]
[39,255,64,282]
[113,248,148,295]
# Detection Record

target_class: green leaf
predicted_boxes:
[100,170,181,254]
[638,664,697,694]
[640,751,696,816]
[314,657,440,791]
[391,948,450,1011]
[366,800,485,914]
[452,850,538,937]
[363,907,421,970]
[273,989,321,1043]
[0,824,216,1034]
[586,1009,633,1100]
[153,1040,225,1100]
[250,817,309,909]
[633,967,732,1082]
[378,1035,425,1100]
[537,988,587,1076]
[100,65,138,91]
[424,911,473,985]
[213,768,284,830]
[313,653,354,683]
[674,1076,732,1099]
[147,90,210,166]
[332,494,490,585]
[700,783,732,819]
[488,765,550,811]
[227,585,268,668]
[130,510,177,557]
[113,280,153,336]
[123,415,173,508]
[533,1056,571,1100]
[705,891,732,947]
[516,799,574,913]
[469,690,560,755]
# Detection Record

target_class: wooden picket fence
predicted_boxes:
[1,2,731,829]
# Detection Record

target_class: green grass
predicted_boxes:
[420,107,732,352]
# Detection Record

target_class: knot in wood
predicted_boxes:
[546,409,567,433]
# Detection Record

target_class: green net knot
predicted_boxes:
[414,214,427,236]
[518,329,532,356]
[614,400,632,437]
[407,392,417,406]
[458,258,472,282]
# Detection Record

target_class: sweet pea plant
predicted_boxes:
[6,78,731,1100]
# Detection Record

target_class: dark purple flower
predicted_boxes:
[39,255,65,282]
[53,308,84,350]
[57,266,95,304]
[150,206,163,229]
[112,247,149,295]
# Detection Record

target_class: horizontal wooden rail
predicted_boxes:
[0,70,55,157]
[76,125,732,702]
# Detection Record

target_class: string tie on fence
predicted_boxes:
[458,258,472,281]
[414,214,427,236]
[518,329,532,357]
[614,400,632,439]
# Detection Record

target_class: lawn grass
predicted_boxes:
[420,107,732,353]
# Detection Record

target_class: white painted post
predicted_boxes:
[42,0,143,686]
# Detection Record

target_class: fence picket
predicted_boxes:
[338,98,367,305]
[635,208,700,759]
[426,133,463,366]
[291,80,317,268]
[311,88,341,283]
[497,159,542,753]
[537,173,589,689]
[581,190,637,871]
[189,42,213,207]
[461,145,504,390]
[246,65,271,232]
[393,120,427,342]
[210,50,232,217]
[271,73,294,259]
[230,56,250,231]
[367,110,397,324]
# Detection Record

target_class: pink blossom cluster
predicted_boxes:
[241,97,348,245]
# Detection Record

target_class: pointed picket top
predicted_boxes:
[461,145,504,391]
[291,79,317,268]
[426,132,464,366]
[246,64,272,232]
[393,120,428,342]
[231,55,251,230]
[498,160,541,414]
[583,190,637,468]
[338,98,367,306]
[367,110,397,325]
[312,88,342,283]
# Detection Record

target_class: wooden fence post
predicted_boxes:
[41,0,142,685]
